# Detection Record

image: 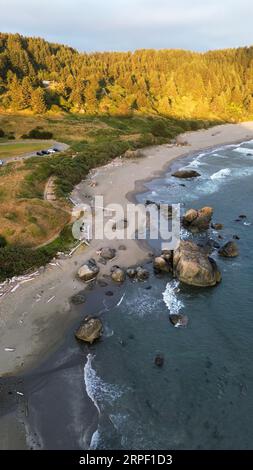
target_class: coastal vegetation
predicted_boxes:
[0,112,214,280]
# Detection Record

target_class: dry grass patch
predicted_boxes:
[0,161,69,246]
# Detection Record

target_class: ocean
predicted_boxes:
[1,139,253,449]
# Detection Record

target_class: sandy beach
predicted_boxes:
[1,121,253,378]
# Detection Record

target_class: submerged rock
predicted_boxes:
[173,240,221,287]
[154,355,164,367]
[218,241,239,258]
[78,259,99,282]
[75,317,102,344]
[70,293,86,305]
[111,266,126,283]
[169,314,189,327]
[172,169,201,179]
[183,207,213,232]
[211,223,224,230]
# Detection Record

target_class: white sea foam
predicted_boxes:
[84,354,124,413]
[125,290,163,317]
[180,227,191,240]
[186,152,206,168]
[233,147,253,155]
[210,168,231,180]
[162,280,184,315]
[89,429,101,450]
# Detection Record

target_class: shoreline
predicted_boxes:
[1,121,253,378]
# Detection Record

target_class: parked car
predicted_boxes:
[0,159,3,166]
[41,150,49,155]
[53,147,59,152]
[36,151,43,156]
[47,148,56,154]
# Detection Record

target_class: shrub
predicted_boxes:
[0,128,5,138]
[0,245,48,281]
[0,235,7,248]
[22,128,53,139]
[150,120,170,138]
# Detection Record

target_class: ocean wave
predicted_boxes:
[84,354,124,413]
[186,152,207,168]
[233,147,253,155]
[162,280,184,315]
[210,168,231,180]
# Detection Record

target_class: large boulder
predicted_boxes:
[78,259,99,282]
[100,247,116,260]
[183,207,213,232]
[172,169,201,179]
[153,255,172,273]
[173,240,221,287]
[75,317,102,344]
[111,266,126,283]
[218,241,239,258]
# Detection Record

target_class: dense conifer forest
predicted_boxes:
[1,32,253,121]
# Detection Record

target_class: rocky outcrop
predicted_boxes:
[173,240,221,287]
[111,266,126,283]
[75,317,102,344]
[218,241,239,258]
[136,267,149,281]
[126,266,149,281]
[172,169,201,179]
[126,267,137,279]
[169,314,189,327]
[183,207,213,232]
[153,249,173,273]
[78,259,99,282]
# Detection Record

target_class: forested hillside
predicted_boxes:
[1,33,253,120]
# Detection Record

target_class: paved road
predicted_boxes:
[0,141,69,165]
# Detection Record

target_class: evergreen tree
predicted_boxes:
[31,87,47,114]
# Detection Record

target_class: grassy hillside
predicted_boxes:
[0,113,217,280]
